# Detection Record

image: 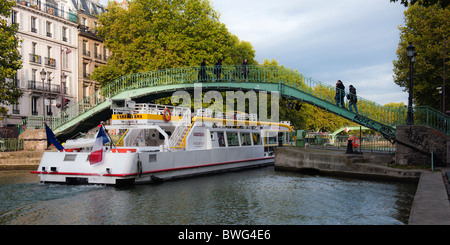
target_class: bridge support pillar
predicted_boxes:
[395,125,450,167]
[18,129,48,151]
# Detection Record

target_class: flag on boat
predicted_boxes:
[89,125,110,165]
[45,123,64,151]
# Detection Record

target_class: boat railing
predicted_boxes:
[114,103,190,117]
[169,109,193,148]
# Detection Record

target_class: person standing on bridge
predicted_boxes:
[199,58,207,82]
[241,58,249,81]
[347,85,358,114]
[335,80,345,108]
[214,58,222,81]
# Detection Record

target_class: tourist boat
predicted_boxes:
[31,99,293,185]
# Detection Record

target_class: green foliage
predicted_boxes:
[393,4,449,110]
[0,0,23,117]
[92,0,256,86]
[390,0,449,8]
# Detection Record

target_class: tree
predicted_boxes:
[390,0,449,8]
[0,0,22,118]
[393,5,449,111]
[92,0,256,86]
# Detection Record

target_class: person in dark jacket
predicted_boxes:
[241,58,249,81]
[335,80,345,107]
[214,58,222,81]
[198,58,207,82]
[347,85,358,114]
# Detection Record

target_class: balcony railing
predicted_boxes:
[44,57,56,67]
[29,53,41,64]
[27,80,61,93]
[83,50,90,57]
[16,0,78,24]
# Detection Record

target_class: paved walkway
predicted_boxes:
[409,170,450,225]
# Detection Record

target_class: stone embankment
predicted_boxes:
[275,147,422,181]
[0,150,44,170]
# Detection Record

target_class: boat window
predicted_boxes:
[266,132,277,145]
[241,133,252,146]
[226,132,239,147]
[63,154,77,161]
[217,132,226,147]
[252,133,261,145]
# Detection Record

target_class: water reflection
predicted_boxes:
[0,168,416,225]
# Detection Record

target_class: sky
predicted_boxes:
[210,0,409,106]
[101,0,409,106]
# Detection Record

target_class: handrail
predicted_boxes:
[17,65,450,136]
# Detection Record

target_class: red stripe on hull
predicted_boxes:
[31,156,274,178]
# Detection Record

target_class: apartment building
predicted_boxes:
[68,0,110,101]
[3,0,79,127]
[3,0,110,128]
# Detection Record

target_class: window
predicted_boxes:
[62,27,67,42]
[31,16,37,33]
[94,44,100,59]
[46,21,52,37]
[31,69,37,82]
[252,133,261,145]
[31,97,38,115]
[267,135,277,145]
[32,42,37,54]
[62,48,69,70]
[217,132,226,147]
[83,85,88,99]
[83,40,89,56]
[83,62,89,78]
[241,133,252,146]
[12,103,20,114]
[226,132,239,147]
[11,10,18,25]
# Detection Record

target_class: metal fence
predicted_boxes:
[0,138,24,152]
[16,65,450,136]
[306,134,396,153]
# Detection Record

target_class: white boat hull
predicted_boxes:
[32,146,274,185]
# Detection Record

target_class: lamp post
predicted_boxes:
[40,68,46,120]
[60,73,67,118]
[406,42,416,125]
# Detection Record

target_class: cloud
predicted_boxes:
[99,0,408,105]
[212,0,408,105]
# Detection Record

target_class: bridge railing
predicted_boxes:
[17,65,449,136]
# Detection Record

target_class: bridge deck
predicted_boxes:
[17,65,449,142]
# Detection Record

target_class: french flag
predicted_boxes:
[89,125,110,165]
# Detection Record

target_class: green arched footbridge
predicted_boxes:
[19,65,449,142]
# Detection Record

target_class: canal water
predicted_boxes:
[0,167,416,225]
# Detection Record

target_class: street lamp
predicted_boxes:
[40,69,46,119]
[60,73,67,118]
[406,42,416,125]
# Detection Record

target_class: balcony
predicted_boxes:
[44,57,56,68]
[16,0,78,24]
[94,53,102,60]
[83,50,90,57]
[29,53,41,64]
[27,80,61,94]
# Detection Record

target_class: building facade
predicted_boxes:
[2,0,109,129]
[3,0,79,127]
[68,0,110,102]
